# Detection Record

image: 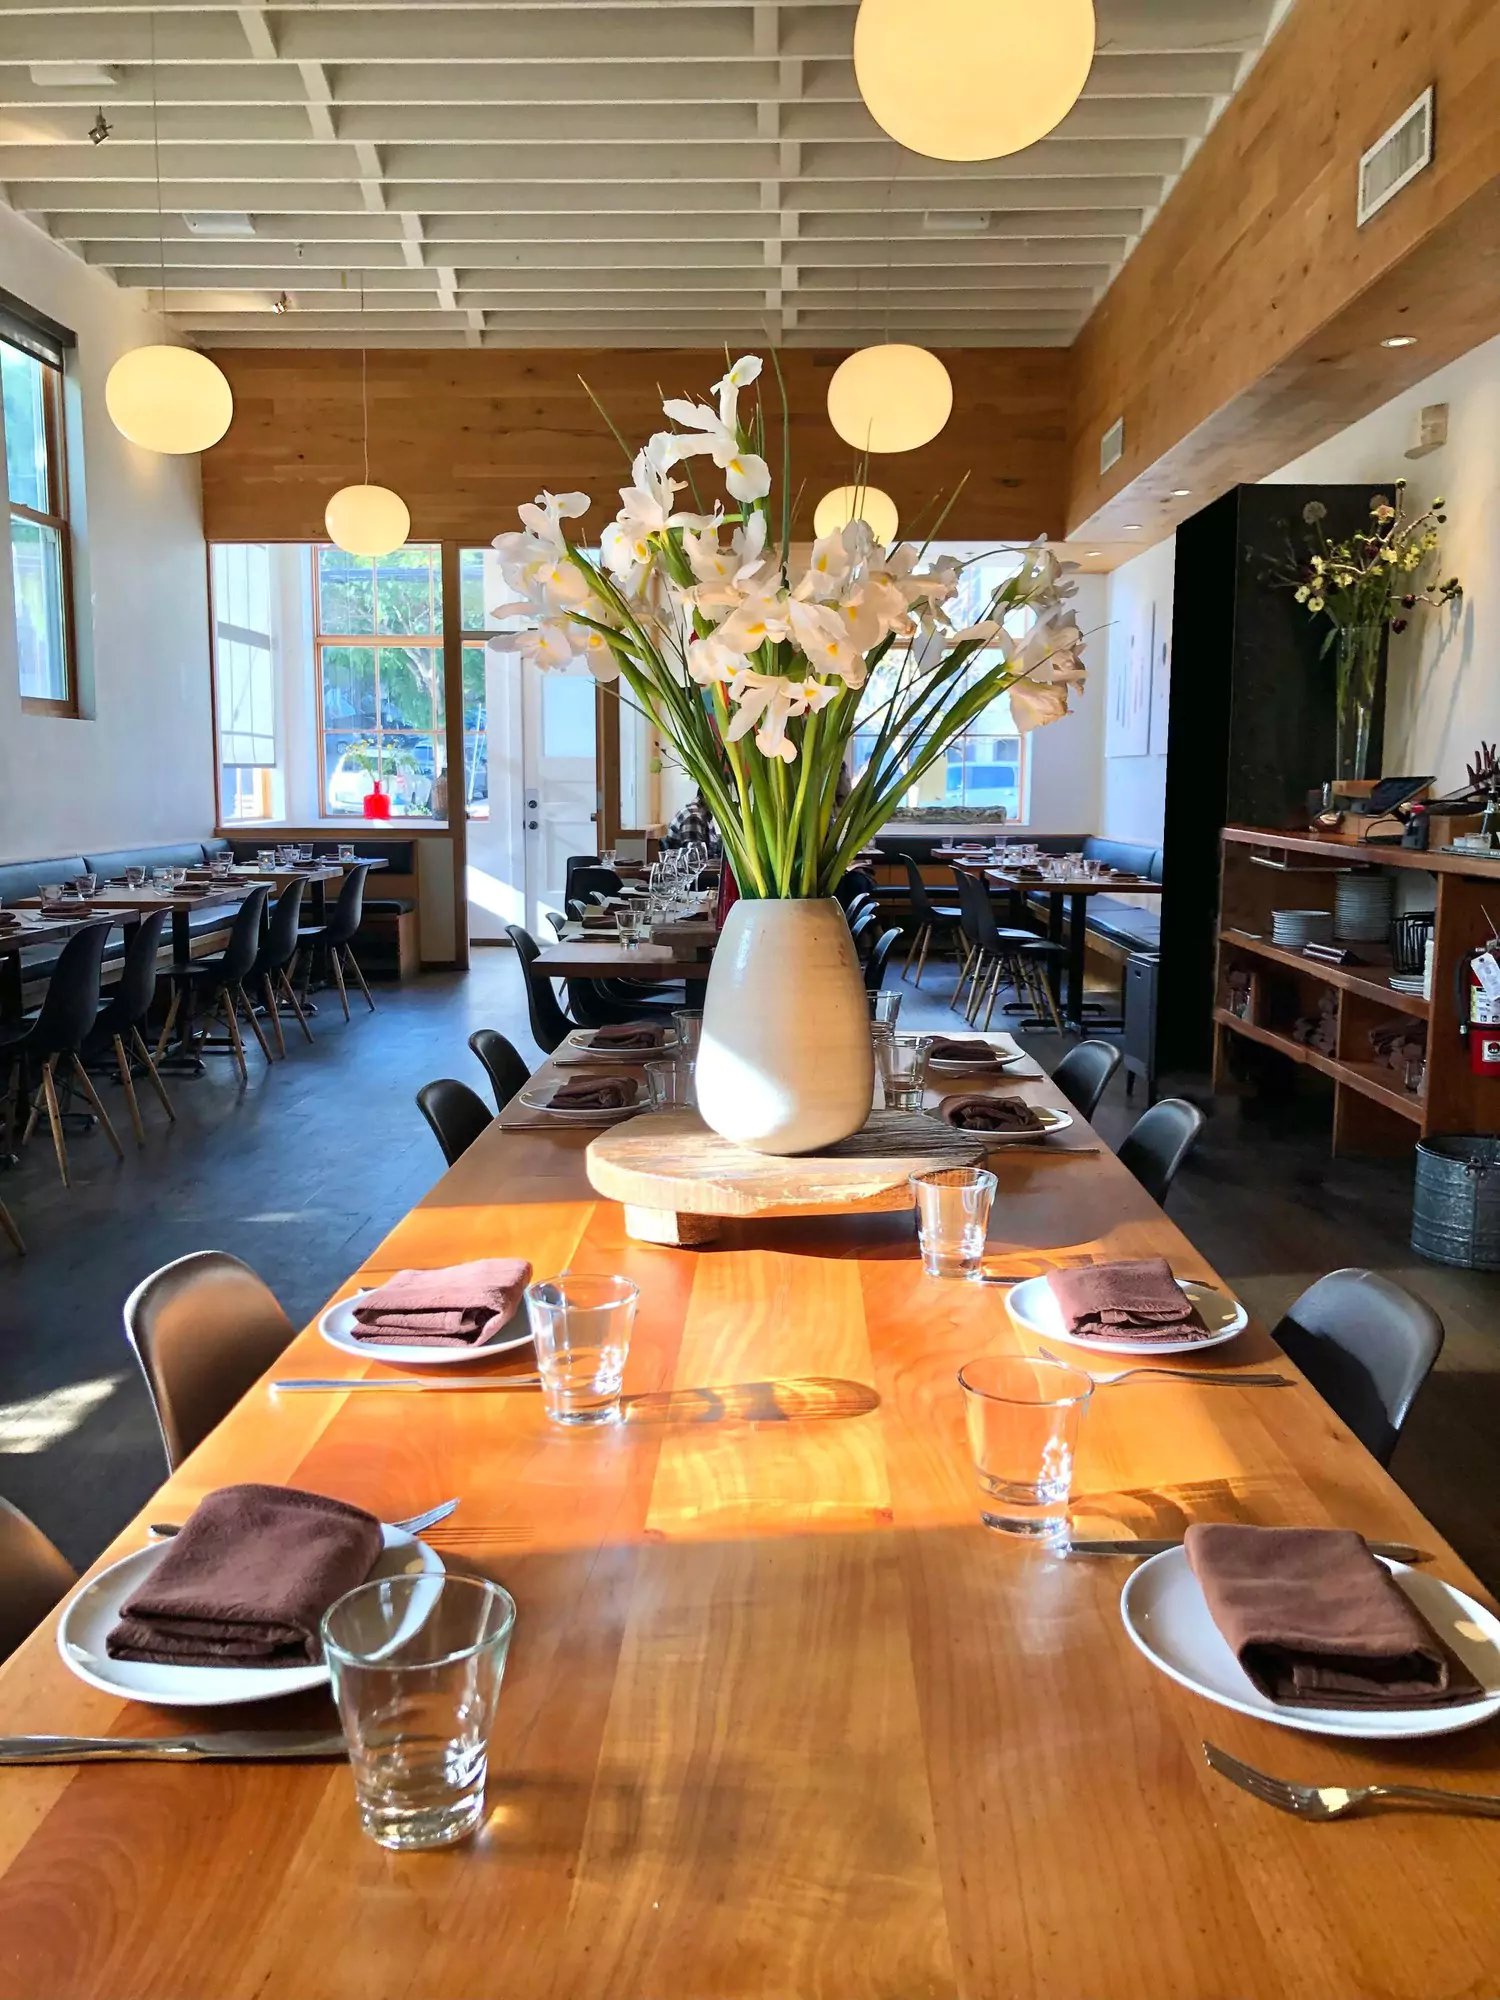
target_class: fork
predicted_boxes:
[1203,1740,1500,1821]
[1035,1343,1290,1388]
[150,1497,460,1539]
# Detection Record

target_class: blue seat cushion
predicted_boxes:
[366,898,416,915]
[1081,835,1163,883]
[84,843,213,880]
[1085,899,1162,952]
[0,855,86,904]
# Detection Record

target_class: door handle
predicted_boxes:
[526,820,538,830]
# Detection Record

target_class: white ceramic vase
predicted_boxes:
[696,897,874,1155]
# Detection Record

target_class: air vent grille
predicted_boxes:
[1358,88,1434,226]
[183,212,256,238]
[1100,416,1124,476]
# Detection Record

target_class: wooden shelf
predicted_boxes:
[1219,928,1429,1019]
[1213,1008,1425,1123]
[1224,825,1500,881]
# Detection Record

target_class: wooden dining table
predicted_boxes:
[1,1067,1498,1997]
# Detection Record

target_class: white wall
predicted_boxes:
[1026,569,1105,836]
[0,207,212,861]
[1099,539,1174,845]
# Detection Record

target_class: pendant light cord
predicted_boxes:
[360,276,370,484]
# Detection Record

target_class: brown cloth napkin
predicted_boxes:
[940,1094,1044,1133]
[351,1256,532,1345]
[927,1037,1004,1068]
[552,1075,636,1111]
[587,1023,664,1050]
[1185,1523,1484,1709]
[107,1484,383,1668]
[1045,1256,1209,1342]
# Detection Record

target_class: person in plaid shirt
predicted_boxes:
[661,791,721,854]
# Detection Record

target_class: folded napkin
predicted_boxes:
[940,1094,1045,1133]
[107,1484,383,1667]
[587,1023,664,1050]
[1185,1523,1484,1710]
[551,1076,636,1111]
[580,909,616,930]
[1045,1256,1209,1342]
[351,1256,532,1345]
[927,1037,1004,1068]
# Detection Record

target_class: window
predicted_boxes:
[315,544,447,818]
[212,543,277,821]
[2,312,75,714]
[457,547,491,819]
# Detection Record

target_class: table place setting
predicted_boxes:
[556,1021,677,1062]
[517,1072,644,1121]
[317,1258,535,1365]
[1004,1255,1249,1354]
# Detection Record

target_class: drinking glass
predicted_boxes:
[671,1008,703,1059]
[39,883,62,909]
[957,1355,1093,1543]
[150,869,174,893]
[599,848,618,869]
[911,1165,997,1279]
[322,1574,516,1851]
[256,849,276,868]
[524,1272,638,1426]
[338,843,356,863]
[877,1032,931,1111]
[123,865,146,887]
[615,910,644,949]
[644,1058,695,1110]
[74,873,98,897]
[869,989,903,1027]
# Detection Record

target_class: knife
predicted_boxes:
[273,1376,541,1392]
[0,1730,347,1765]
[1065,1536,1424,1563]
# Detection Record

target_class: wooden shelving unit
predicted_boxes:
[1214,826,1500,1155]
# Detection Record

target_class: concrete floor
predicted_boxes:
[3,944,1498,1588]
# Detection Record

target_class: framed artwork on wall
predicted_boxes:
[1108,598,1154,757]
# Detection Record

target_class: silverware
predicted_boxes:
[272,1376,541,1393]
[151,1497,460,1539]
[1203,1740,1500,1821]
[1036,1342,1291,1388]
[0,1730,347,1766]
[1066,1535,1423,1562]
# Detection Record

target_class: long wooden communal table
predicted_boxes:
[2,1083,1499,1997]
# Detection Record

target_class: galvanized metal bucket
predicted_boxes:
[1411,1135,1500,1270]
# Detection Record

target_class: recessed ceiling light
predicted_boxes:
[1381,335,1419,348]
[1170,488,1192,498]
[1122,523,1142,531]
[30,61,121,87]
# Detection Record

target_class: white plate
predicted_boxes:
[928,1044,1029,1074]
[1121,1546,1500,1740]
[1005,1273,1246,1354]
[518,1076,643,1122]
[561,1028,674,1063]
[57,1525,443,1709]
[941,1103,1073,1144]
[319,1291,531,1367]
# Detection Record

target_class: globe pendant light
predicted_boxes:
[814,484,899,545]
[105,14,233,453]
[854,0,1096,161]
[325,300,410,558]
[827,343,953,454]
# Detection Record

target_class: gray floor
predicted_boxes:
[3,945,1499,1590]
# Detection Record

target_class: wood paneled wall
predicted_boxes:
[199,346,1069,545]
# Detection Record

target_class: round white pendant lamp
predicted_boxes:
[854,0,1096,161]
[827,344,953,454]
[105,345,234,454]
[325,482,412,559]
[814,484,899,544]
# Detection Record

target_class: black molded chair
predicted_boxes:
[469,1028,530,1113]
[82,906,175,1144]
[298,863,374,1020]
[418,1078,494,1167]
[0,1497,75,1662]
[158,884,272,1085]
[506,924,575,1053]
[898,853,961,987]
[1116,1097,1205,1207]
[0,918,123,1185]
[952,870,1065,1033]
[864,925,904,992]
[835,868,878,910]
[570,866,623,903]
[1052,1039,1122,1122]
[1271,1268,1444,1467]
[848,904,881,959]
[249,877,311,1056]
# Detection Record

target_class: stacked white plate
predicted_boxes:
[1271,908,1334,949]
[1334,873,1394,941]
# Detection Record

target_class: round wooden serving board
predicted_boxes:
[585,1107,986,1244]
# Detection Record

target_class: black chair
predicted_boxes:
[0,918,123,1186]
[418,1078,494,1166]
[835,868,878,910]
[570,866,623,903]
[507,924,575,1053]
[157,884,272,1085]
[1052,1039,1122,1122]
[82,906,175,1144]
[848,904,881,959]
[952,871,1065,1033]
[248,878,312,1057]
[1116,1097,1205,1206]
[898,853,962,987]
[298,863,374,1021]
[1271,1268,1444,1468]
[469,1028,530,1113]
[864,925,904,992]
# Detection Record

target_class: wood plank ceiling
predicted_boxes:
[0,1,1280,349]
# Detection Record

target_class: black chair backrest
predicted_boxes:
[1116,1097,1205,1206]
[953,868,1003,953]
[571,866,622,903]
[843,891,877,931]
[258,877,307,972]
[1271,1268,1444,1467]
[901,853,948,928]
[848,905,880,956]
[505,924,573,1053]
[1052,1039,1122,1121]
[417,1078,494,1167]
[27,918,114,1055]
[835,868,878,909]
[864,926,903,991]
[324,864,371,947]
[469,1028,530,1112]
[96,907,168,1033]
[217,883,271,985]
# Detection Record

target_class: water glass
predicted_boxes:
[869,989,903,1027]
[123,865,146,887]
[39,883,62,909]
[337,843,356,863]
[599,848,618,868]
[73,873,98,897]
[957,1355,1093,1543]
[614,910,644,949]
[671,1008,703,1058]
[322,1574,516,1851]
[524,1272,638,1426]
[256,849,276,868]
[644,1058,695,1110]
[911,1165,997,1279]
[877,1032,931,1112]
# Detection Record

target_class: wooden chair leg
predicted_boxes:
[69,1054,124,1160]
[220,990,248,1085]
[0,1197,23,1255]
[131,1028,176,1122]
[236,985,274,1064]
[343,946,376,1013]
[154,986,181,1060]
[262,975,286,1058]
[900,922,925,983]
[913,924,933,988]
[329,948,351,1022]
[964,954,991,1025]
[40,1059,70,1187]
[278,968,314,1044]
[114,1034,146,1146]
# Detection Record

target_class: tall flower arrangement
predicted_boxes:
[489,356,1086,900]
